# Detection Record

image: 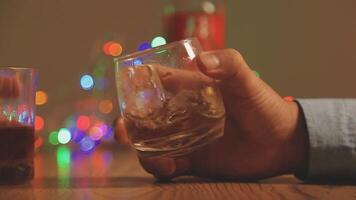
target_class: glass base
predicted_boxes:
[135,117,225,158]
[0,163,33,185]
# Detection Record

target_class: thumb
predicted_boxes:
[196,49,265,99]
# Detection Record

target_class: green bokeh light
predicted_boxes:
[49,131,59,145]
[57,146,71,186]
[58,128,71,144]
[151,36,167,48]
[57,146,71,166]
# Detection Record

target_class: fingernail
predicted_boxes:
[199,52,220,70]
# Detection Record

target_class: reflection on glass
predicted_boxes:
[57,146,71,187]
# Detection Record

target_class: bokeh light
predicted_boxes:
[103,126,114,140]
[49,131,59,145]
[71,129,85,143]
[202,1,216,14]
[97,123,108,135]
[137,42,151,51]
[79,136,95,152]
[89,126,104,141]
[35,90,48,105]
[98,100,113,114]
[58,128,71,144]
[76,115,91,131]
[108,42,123,56]
[80,74,94,90]
[103,41,115,55]
[133,58,143,66]
[57,146,71,166]
[151,36,167,48]
[34,137,43,149]
[35,115,45,132]
[57,146,71,183]
[103,41,122,56]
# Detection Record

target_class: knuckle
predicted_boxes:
[225,48,242,59]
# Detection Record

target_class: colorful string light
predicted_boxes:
[151,36,167,48]
[98,100,113,114]
[35,115,45,132]
[133,58,143,66]
[202,1,216,14]
[89,126,104,141]
[103,41,115,55]
[71,129,85,143]
[35,90,48,105]
[103,41,123,56]
[58,128,71,144]
[57,146,71,181]
[108,42,123,56]
[137,42,151,51]
[49,131,59,145]
[79,136,95,152]
[76,115,91,131]
[34,137,43,149]
[80,74,94,90]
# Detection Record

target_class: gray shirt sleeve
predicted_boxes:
[297,99,356,180]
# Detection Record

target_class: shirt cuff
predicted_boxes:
[296,99,356,180]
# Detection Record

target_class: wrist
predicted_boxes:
[284,101,309,176]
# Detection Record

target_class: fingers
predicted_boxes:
[139,156,191,180]
[113,117,130,145]
[153,64,214,94]
[196,49,265,99]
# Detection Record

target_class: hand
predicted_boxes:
[113,49,308,181]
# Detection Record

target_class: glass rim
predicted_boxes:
[0,66,34,72]
[117,37,199,62]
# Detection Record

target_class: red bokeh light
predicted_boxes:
[103,41,115,55]
[77,115,91,131]
[102,41,122,56]
[35,137,43,149]
[35,115,45,132]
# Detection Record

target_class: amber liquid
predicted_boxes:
[0,126,34,184]
[125,88,225,158]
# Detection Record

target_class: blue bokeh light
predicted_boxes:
[138,42,151,51]
[80,74,94,90]
[133,58,143,66]
[79,136,95,152]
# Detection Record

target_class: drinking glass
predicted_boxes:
[115,38,225,158]
[0,67,35,184]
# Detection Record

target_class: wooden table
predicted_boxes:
[0,145,356,200]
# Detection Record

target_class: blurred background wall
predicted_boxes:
[0,0,356,145]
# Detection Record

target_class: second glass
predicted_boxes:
[0,67,35,184]
[115,38,225,158]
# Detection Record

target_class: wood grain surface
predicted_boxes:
[0,146,355,200]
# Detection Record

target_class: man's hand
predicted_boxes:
[114,49,308,181]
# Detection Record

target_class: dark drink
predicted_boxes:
[125,88,225,158]
[0,126,34,184]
